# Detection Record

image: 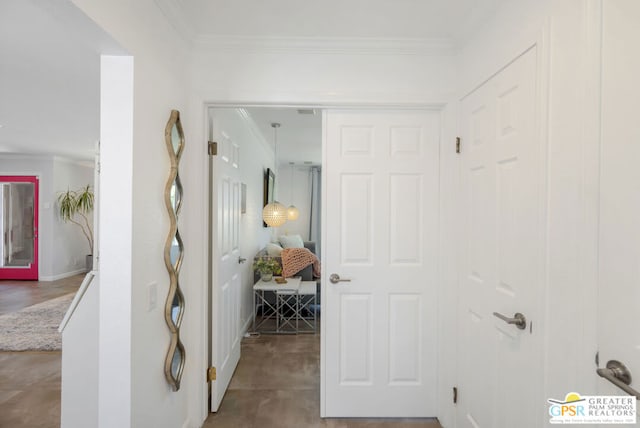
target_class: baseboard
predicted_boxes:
[40,268,87,282]
[241,315,252,337]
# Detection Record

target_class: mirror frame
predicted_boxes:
[163,109,186,391]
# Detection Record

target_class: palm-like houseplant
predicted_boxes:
[58,185,94,269]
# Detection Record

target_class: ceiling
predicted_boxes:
[245,107,322,166]
[0,0,124,160]
[176,0,506,45]
[2,0,505,161]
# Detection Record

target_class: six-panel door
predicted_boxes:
[323,110,440,417]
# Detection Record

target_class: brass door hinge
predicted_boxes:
[208,141,218,156]
[453,386,458,404]
[456,137,461,154]
[207,366,217,382]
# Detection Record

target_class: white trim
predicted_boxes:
[240,315,252,337]
[577,0,602,396]
[194,35,455,56]
[59,270,96,332]
[154,0,456,56]
[40,268,87,282]
[203,101,447,421]
[535,21,552,428]
[153,0,455,56]
[320,109,328,417]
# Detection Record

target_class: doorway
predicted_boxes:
[206,106,443,421]
[0,175,39,280]
[207,106,323,412]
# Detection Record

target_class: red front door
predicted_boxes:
[0,176,39,280]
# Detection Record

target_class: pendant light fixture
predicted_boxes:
[286,162,300,220]
[262,123,288,227]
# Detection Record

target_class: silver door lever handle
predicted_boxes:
[329,274,351,284]
[238,257,247,264]
[597,360,640,400]
[493,312,527,330]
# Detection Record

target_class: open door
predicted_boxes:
[322,110,439,417]
[209,111,243,412]
[0,176,38,280]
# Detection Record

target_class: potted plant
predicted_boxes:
[253,257,282,282]
[58,185,94,270]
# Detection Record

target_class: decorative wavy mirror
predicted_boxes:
[164,110,185,391]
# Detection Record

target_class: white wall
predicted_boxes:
[98,54,134,428]
[276,165,313,240]
[61,273,99,428]
[191,48,456,106]
[456,1,601,426]
[210,107,274,330]
[0,155,93,280]
[60,0,592,427]
[186,41,458,427]
[60,2,605,427]
[69,0,194,427]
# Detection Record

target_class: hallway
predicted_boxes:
[204,333,441,428]
[0,275,82,428]
[1,276,441,427]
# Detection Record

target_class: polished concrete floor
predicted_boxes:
[1,275,440,428]
[0,275,83,428]
[203,333,441,428]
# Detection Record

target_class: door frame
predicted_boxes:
[0,174,40,280]
[206,109,245,411]
[200,101,451,420]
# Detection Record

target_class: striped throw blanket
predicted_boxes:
[281,248,321,278]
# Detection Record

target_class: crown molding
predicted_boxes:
[193,35,455,56]
[154,0,454,56]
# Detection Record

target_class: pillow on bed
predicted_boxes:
[266,243,284,257]
[279,234,304,249]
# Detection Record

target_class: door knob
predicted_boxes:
[329,273,351,284]
[238,257,247,264]
[493,312,527,330]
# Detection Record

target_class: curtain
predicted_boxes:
[308,166,321,259]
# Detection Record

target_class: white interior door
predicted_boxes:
[322,110,439,417]
[597,0,640,404]
[457,47,544,428]
[210,116,243,412]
